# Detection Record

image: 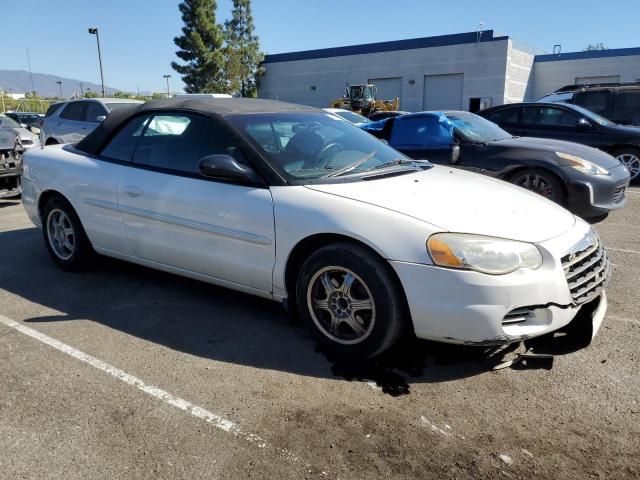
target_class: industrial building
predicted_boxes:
[258,30,640,112]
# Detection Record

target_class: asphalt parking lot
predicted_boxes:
[1,189,639,480]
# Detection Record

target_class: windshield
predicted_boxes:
[228,112,413,183]
[569,104,615,126]
[0,115,22,129]
[106,102,141,112]
[332,111,371,124]
[446,112,513,142]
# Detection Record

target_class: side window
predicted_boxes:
[573,90,613,116]
[59,102,86,121]
[539,107,580,127]
[613,91,640,123]
[390,116,453,149]
[85,102,108,123]
[522,107,578,127]
[100,115,152,162]
[485,107,520,125]
[132,113,243,174]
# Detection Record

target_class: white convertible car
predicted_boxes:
[21,98,611,358]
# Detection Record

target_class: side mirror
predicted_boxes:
[96,115,107,123]
[198,154,262,184]
[20,123,28,128]
[450,145,461,164]
[29,126,41,135]
[576,118,593,131]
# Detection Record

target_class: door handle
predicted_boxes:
[123,185,142,198]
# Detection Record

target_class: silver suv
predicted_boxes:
[42,98,143,145]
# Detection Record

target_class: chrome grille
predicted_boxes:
[561,232,611,305]
[612,186,625,203]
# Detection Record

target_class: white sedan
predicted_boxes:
[21,98,611,359]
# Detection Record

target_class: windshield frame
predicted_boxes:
[226,111,423,186]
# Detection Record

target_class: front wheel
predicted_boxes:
[613,148,640,183]
[509,168,564,205]
[296,242,407,359]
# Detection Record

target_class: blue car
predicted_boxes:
[360,111,630,219]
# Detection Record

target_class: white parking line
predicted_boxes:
[0,314,264,446]
[607,247,640,255]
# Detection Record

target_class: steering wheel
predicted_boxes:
[315,142,343,169]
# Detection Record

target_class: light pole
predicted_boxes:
[163,75,171,98]
[88,27,106,97]
[56,81,63,99]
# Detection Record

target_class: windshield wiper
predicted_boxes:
[322,151,377,178]
[370,158,432,170]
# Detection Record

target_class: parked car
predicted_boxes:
[22,98,611,358]
[323,108,372,126]
[0,114,40,150]
[367,110,409,122]
[4,111,44,132]
[361,111,629,219]
[41,98,143,145]
[537,82,640,126]
[0,130,22,199]
[479,102,640,183]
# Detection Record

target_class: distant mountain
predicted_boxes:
[0,69,121,98]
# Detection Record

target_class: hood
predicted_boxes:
[495,137,621,170]
[305,166,576,243]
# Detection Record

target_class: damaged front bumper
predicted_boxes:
[0,151,22,199]
[391,219,609,345]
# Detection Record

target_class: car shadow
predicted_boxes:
[0,226,587,395]
[0,199,21,208]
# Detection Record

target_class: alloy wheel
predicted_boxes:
[47,208,76,260]
[512,173,555,199]
[306,266,376,345]
[616,153,640,180]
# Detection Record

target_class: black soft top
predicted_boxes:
[76,97,319,156]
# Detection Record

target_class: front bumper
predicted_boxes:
[564,163,630,218]
[0,152,21,199]
[391,220,609,345]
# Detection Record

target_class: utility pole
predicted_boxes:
[88,27,106,97]
[26,47,36,96]
[56,81,63,99]
[163,75,171,98]
[79,83,85,97]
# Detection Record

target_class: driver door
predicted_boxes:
[106,112,276,293]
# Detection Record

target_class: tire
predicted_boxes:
[296,242,407,359]
[508,168,565,205]
[41,196,95,271]
[612,147,640,183]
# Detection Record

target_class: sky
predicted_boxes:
[1,0,639,94]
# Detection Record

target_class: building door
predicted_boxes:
[368,77,402,101]
[423,74,464,110]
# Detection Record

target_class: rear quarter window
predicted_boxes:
[45,103,64,117]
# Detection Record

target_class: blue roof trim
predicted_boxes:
[263,30,506,64]
[535,47,640,63]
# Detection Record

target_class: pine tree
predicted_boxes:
[171,0,227,93]
[223,0,264,97]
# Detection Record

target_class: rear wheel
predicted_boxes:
[509,168,564,205]
[42,196,95,270]
[613,148,640,183]
[296,242,407,359]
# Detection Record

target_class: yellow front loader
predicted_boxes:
[330,84,400,116]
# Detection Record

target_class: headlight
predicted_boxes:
[556,152,608,175]
[427,233,542,275]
